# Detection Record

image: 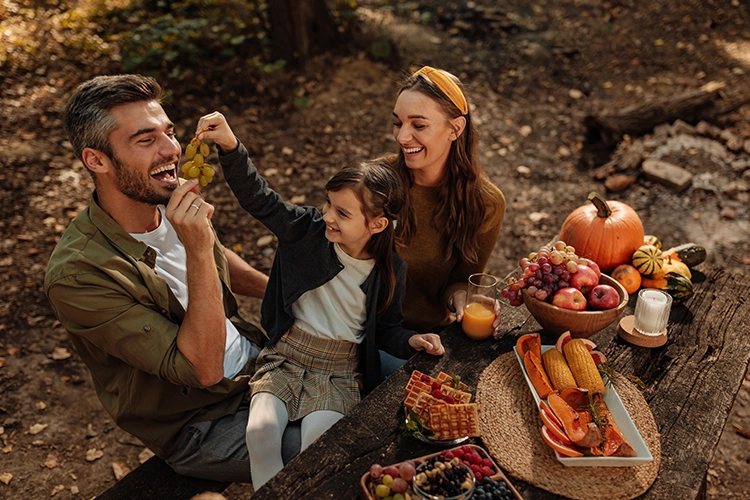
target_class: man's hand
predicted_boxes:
[408,333,445,356]
[165,178,215,258]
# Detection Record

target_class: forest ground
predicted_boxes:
[1,1,748,498]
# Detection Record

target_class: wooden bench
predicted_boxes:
[96,456,228,500]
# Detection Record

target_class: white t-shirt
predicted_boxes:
[131,206,251,379]
[293,243,375,343]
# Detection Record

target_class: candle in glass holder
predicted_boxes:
[634,289,672,336]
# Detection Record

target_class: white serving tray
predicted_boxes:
[514,345,653,467]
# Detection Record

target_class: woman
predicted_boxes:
[382,66,506,335]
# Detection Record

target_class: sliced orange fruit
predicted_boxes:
[589,350,607,365]
[539,404,572,445]
[541,425,583,457]
[516,333,542,361]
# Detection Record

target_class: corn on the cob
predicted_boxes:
[563,339,605,395]
[542,348,577,391]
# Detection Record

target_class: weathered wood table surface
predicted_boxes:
[253,266,750,499]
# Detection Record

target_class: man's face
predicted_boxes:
[106,100,181,205]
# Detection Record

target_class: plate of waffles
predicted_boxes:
[402,370,480,446]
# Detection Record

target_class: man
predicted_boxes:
[44,74,299,483]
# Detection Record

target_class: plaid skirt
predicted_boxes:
[248,325,362,421]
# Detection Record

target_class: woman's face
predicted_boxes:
[392,89,462,184]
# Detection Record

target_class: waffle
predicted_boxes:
[410,391,445,428]
[436,371,470,392]
[428,403,481,440]
[438,383,473,404]
[404,371,431,408]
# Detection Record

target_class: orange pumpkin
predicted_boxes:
[559,192,644,273]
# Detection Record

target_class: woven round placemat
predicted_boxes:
[476,352,660,500]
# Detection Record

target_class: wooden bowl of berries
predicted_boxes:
[521,273,628,338]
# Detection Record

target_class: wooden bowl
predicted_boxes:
[521,274,628,338]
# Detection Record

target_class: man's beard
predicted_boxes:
[111,154,177,206]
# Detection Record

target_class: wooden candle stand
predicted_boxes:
[617,315,667,347]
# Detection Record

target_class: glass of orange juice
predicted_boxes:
[462,273,498,340]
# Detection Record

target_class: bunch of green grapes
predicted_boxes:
[182,137,215,186]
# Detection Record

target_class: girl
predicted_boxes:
[382,66,506,334]
[195,112,444,489]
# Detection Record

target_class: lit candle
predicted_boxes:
[634,289,672,336]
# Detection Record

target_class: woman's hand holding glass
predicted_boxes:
[453,289,502,339]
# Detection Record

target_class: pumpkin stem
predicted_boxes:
[588,192,612,219]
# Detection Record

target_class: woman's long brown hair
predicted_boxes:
[325,161,405,312]
[382,69,492,264]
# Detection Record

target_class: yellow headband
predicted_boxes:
[414,66,468,115]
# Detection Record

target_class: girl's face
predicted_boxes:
[392,89,465,184]
[322,188,386,259]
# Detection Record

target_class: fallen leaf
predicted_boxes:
[2,445,12,453]
[0,358,4,368]
[138,447,155,464]
[85,448,104,462]
[51,347,71,360]
[86,423,98,438]
[0,472,12,484]
[256,235,274,247]
[29,423,49,435]
[43,453,59,469]
[111,461,130,480]
[51,484,65,496]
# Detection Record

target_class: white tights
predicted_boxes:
[245,392,343,490]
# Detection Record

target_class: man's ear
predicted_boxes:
[369,216,390,234]
[81,148,112,175]
[449,116,467,141]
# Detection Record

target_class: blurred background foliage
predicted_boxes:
[0,0,397,98]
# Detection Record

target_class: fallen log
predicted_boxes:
[585,81,750,145]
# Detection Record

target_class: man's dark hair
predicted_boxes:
[64,74,164,160]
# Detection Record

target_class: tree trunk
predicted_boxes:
[268,0,339,62]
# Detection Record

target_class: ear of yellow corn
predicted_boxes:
[563,339,605,395]
[542,348,577,391]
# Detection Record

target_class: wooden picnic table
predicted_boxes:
[252,266,750,500]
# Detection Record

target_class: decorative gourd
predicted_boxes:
[643,234,662,250]
[641,271,694,302]
[632,245,664,276]
[662,243,707,268]
[559,192,645,273]
[650,255,692,280]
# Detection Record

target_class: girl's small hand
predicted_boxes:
[195,112,238,153]
[409,333,445,356]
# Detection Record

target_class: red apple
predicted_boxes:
[579,258,601,280]
[587,284,620,310]
[569,265,599,295]
[552,287,588,311]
